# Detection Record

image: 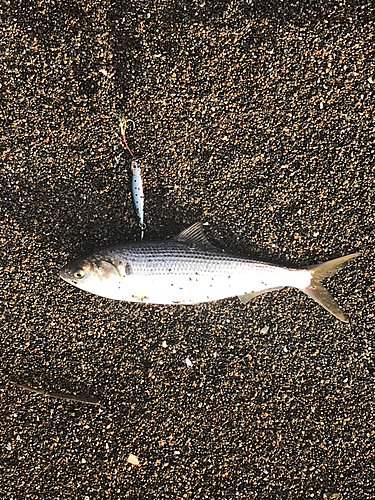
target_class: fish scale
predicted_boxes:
[60,222,359,322]
[108,242,248,275]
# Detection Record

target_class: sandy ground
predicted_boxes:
[1,1,374,498]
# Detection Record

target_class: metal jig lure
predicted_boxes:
[130,159,145,240]
[117,116,146,240]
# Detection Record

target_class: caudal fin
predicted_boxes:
[302,253,359,323]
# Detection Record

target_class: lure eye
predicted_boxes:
[74,269,85,279]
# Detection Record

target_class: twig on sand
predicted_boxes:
[10,381,100,406]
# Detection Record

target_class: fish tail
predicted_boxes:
[302,253,359,323]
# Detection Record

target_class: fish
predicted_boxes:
[59,222,359,322]
[130,159,145,240]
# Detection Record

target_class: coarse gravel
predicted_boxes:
[1,1,374,499]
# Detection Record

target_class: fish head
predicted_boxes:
[59,255,122,296]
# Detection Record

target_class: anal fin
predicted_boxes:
[238,287,283,304]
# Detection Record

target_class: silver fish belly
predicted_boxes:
[60,222,359,322]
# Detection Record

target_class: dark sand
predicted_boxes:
[1,1,374,498]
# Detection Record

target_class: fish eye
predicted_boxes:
[74,269,85,279]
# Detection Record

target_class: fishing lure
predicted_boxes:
[130,159,145,240]
[117,116,146,239]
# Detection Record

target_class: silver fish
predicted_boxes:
[130,159,145,240]
[60,223,359,322]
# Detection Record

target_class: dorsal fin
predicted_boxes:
[173,222,221,251]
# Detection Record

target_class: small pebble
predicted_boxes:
[127,454,140,466]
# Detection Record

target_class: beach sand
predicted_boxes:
[1,1,374,498]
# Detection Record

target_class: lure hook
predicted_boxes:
[139,222,146,241]
[118,115,134,157]
[127,119,136,131]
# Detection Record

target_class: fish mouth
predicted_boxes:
[59,266,74,283]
